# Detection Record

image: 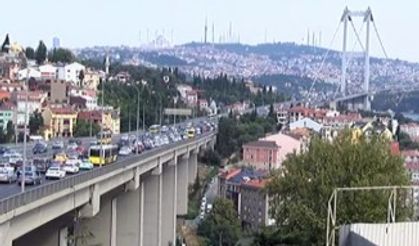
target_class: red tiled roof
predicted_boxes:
[242,178,268,189]
[50,107,76,115]
[220,168,241,180]
[243,140,278,149]
[78,110,102,120]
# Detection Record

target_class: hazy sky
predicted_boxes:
[1,0,418,61]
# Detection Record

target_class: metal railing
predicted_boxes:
[0,131,216,215]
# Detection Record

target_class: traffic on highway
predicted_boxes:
[0,118,217,199]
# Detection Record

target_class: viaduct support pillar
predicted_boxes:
[188,151,198,185]
[177,155,189,215]
[141,164,162,246]
[162,160,177,246]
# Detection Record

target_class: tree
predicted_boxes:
[198,198,241,246]
[49,48,76,63]
[1,34,10,53]
[0,128,6,144]
[29,111,44,135]
[79,70,85,87]
[35,41,47,65]
[73,120,100,137]
[266,131,410,245]
[25,47,35,60]
[6,121,14,143]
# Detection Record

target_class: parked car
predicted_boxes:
[65,157,82,167]
[63,163,79,174]
[0,169,17,183]
[33,143,48,154]
[52,140,64,150]
[118,146,132,156]
[17,171,42,185]
[3,151,23,165]
[0,162,15,172]
[33,158,50,173]
[79,159,94,171]
[45,166,66,180]
[0,146,10,155]
[53,152,67,163]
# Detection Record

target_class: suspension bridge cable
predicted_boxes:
[372,20,389,59]
[305,21,342,103]
[350,20,365,52]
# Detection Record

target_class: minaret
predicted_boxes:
[212,23,215,44]
[204,18,208,44]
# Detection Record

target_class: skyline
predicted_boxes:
[1,0,418,62]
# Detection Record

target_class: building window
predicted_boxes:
[63,119,70,125]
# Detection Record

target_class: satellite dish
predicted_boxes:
[163,75,170,83]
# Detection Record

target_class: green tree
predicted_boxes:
[266,131,410,245]
[6,121,14,143]
[35,40,47,65]
[29,111,44,135]
[49,48,76,63]
[1,34,10,53]
[198,198,241,246]
[73,120,100,137]
[0,128,6,143]
[25,47,35,60]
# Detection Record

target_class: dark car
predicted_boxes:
[0,146,10,155]
[17,170,42,185]
[33,158,50,173]
[33,143,48,154]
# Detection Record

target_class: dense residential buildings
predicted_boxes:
[242,140,279,170]
[218,168,271,231]
[401,123,419,142]
[0,102,15,131]
[57,62,85,86]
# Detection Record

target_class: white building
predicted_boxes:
[57,62,85,86]
[17,68,41,80]
[289,117,323,133]
[39,64,58,80]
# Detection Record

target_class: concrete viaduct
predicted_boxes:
[0,132,217,246]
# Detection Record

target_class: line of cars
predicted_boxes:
[117,120,216,156]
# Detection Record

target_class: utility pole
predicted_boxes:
[101,55,110,167]
[21,58,29,192]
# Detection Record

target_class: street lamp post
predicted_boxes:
[21,60,30,192]
[100,55,110,167]
[132,84,140,155]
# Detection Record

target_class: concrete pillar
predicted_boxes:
[162,161,177,246]
[79,184,100,218]
[0,222,12,246]
[141,165,162,246]
[116,177,142,246]
[188,151,198,185]
[177,155,189,215]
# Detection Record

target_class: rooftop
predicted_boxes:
[243,140,278,149]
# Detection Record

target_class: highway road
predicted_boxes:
[0,116,217,200]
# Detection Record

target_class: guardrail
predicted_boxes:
[0,131,216,215]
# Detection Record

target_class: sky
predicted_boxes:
[1,0,418,62]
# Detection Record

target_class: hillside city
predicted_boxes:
[1,4,419,246]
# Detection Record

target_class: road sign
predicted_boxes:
[164,108,192,116]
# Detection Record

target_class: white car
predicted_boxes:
[0,163,15,173]
[45,166,66,179]
[3,152,22,164]
[65,157,82,167]
[63,163,79,174]
[0,169,17,183]
[118,146,132,156]
[79,159,94,170]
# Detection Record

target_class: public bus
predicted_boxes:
[96,130,112,144]
[89,145,118,166]
[187,127,196,138]
[149,124,161,134]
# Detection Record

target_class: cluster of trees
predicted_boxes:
[0,121,15,144]
[259,131,409,245]
[73,120,100,137]
[191,74,286,106]
[25,41,75,65]
[198,198,241,246]
[98,65,183,132]
[215,111,277,160]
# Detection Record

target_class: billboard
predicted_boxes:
[164,108,192,116]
